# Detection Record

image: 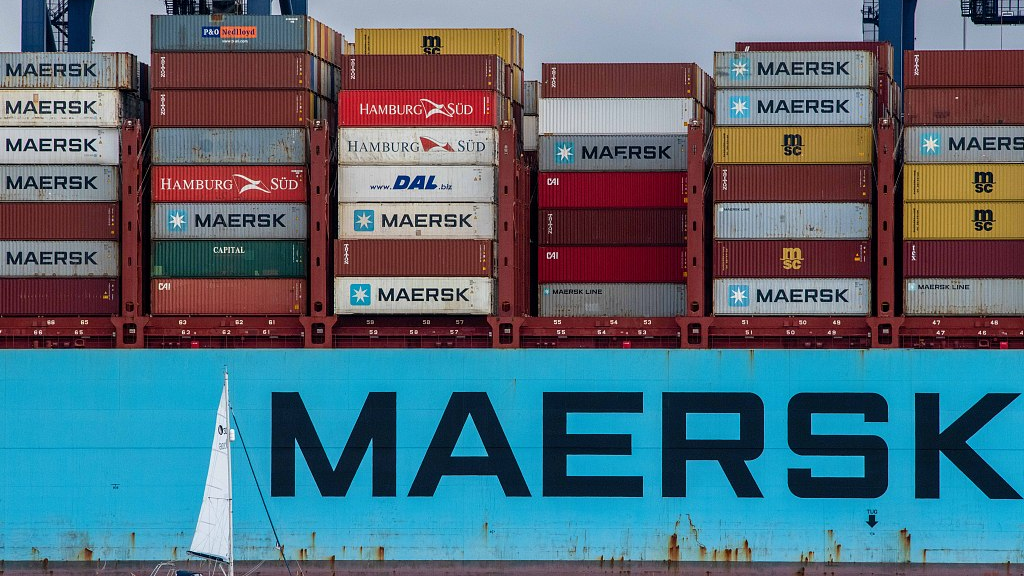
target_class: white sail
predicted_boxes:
[188,374,233,566]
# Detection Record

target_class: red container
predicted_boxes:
[0,278,118,315]
[152,166,308,202]
[904,50,1024,88]
[538,172,687,208]
[539,209,686,245]
[714,240,871,278]
[152,90,326,127]
[339,90,506,127]
[541,63,712,104]
[150,279,306,315]
[341,55,506,94]
[736,41,894,81]
[714,165,871,202]
[537,246,685,283]
[335,239,493,277]
[0,203,118,240]
[904,241,1024,277]
[151,52,321,90]
[904,88,1024,126]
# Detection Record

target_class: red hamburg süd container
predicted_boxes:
[0,203,118,240]
[541,63,712,104]
[537,246,685,283]
[150,279,306,315]
[904,50,1024,88]
[904,241,1024,277]
[339,90,506,127]
[904,88,1024,126]
[538,172,687,208]
[334,239,493,277]
[714,240,871,278]
[736,41,894,81]
[152,52,322,91]
[714,165,871,202]
[152,90,327,127]
[539,209,686,245]
[341,55,506,94]
[152,166,308,202]
[0,278,118,315]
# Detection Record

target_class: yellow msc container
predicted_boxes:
[904,202,1024,239]
[713,127,874,164]
[354,28,524,70]
[904,163,1024,202]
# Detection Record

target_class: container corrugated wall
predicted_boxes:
[0,241,118,276]
[151,240,306,278]
[713,278,870,315]
[151,204,308,239]
[151,128,307,165]
[339,166,496,202]
[152,90,324,127]
[714,51,877,88]
[0,53,139,90]
[904,88,1024,126]
[903,163,1024,201]
[538,283,686,317]
[713,127,874,164]
[523,115,538,151]
[151,15,325,55]
[538,246,685,283]
[152,52,326,93]
[0,278,118,315]
[151,166,308,202]
[338,128,498,166]
[715,240,871,277]
[354,28,523,70]
[338,203,496,239]
[0,128,120,165]
[904,203,1024,239]
[538,135,687,172]
[341,55,506,93]
[0,165,118,201]
[715,203,871,239]
[904,240,1024,277]
[334,276,495,314]
[537,98,696,135]
[335,239,493,277]
[714,88,874,126]
[538,171,686,208]
[150,279,306,315]
[339,90,507,127]
[905,126,1024,163]
[541,63,709,102]
[0,90,139,127]
[905,278,1024,315]
[539,209,685,245]
[714,165,871,202]
[0,203,118,239]
[905,50,1024,87]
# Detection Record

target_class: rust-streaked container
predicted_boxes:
[904,240,1024,277]
[539,209,686,245]
[151,52,333,96]
[541,63,712,104]
[0,278,118,315]
[905,50,1024,88]
[903,163,1024,202]
[537,246,685,283]
[714,164,872,202]
[152,166,308,202]
[341,55,506,94]
[904,88,1024,126]
[714,127,874,164]
[736,41,894,82]
[538,172,687,208]
[334,239,492,277]
[150,278,305,315]
[0,203,118,240]
[152,90,326,127]
[714,240,871,278]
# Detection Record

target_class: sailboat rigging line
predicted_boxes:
[230,410,296,576]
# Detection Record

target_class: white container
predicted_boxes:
[334,276,494,314]
[538,98,695,135]
[905,278,1024,315]
[0,241,119,277]
[339,166,496,203]
[713,278,870,315]
[523,115,538,151]
[0,128,120,165]
[905,126,1024,163]
[715,203,871,239]
[0,53,139,90]
[714,51,877,88]
[0,90,137,127]
[338,128,498,166]
[338,203,496,239]
[0,165,118,201]
[715,88,874,126]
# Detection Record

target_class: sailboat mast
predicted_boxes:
[224,370,234,576]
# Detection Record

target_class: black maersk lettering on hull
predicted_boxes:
[381,213,473,228]
[5,100,99,115]
[757,99,850,114]
[756,61,850,76]
[195,213,287,228]
[270,391,1022,499]
[950,136,1024,152]
[4,62,97,78]
[378,287,470,302]
[756,288,849,303]
[6,251,98,265]
[6,175,98,190]
[580,145,671,161]
[6,138,98,153]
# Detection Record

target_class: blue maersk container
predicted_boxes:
[151,128,308,165]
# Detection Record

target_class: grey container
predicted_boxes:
[151,128,307,165]
[538,135,687,172]
[0,241,118,277]
[0,127,120,165]
[905,126,1024,163]
[152,15,319,54]
[152,203,307,239]
[0,166,118,201]
[539,283,686,317]
[714,51,877,88]
[0,53,139,90]
[713,278,870,315]
[905,278,1024,315]
[524,81,539,115]
[715,203,871,239]
[715,88,874,126]
[0,90,145,128]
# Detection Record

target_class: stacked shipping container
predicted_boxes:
[536,63,710,316]
[0,53,143,315]
[149,14,346,315]
[902,50,1024,315]
[712,50,877,315]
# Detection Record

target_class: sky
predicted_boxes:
[2,0,1024,74]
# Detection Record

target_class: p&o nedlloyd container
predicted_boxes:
[0,128,120,165]
[538,283,686,317]
[0,52,140,90]
[151,203,308,239]
[715,203,871,239]
[537,135,687,172]
[151,128,307,165]
[0,240,118,277]
[903,163,1024,201]
[714,88,874,126]
[339,166,496,203]
[905,126,1024,163]
[714,50,878,88]
[0,90,143,127]
[338,128,498,166]
[905,278,1024,315]
[537,98,697,135]
[0,165,118,201]
[338,203,496,240]
[152,15,344,58]
[334,276,495,314]
[151,166,308,203]
[713,278,870,315]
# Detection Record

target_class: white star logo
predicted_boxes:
[355,213,373,229]
[351,286,369,303]
[556,144,573,162]
[922,135,940,153]
[731,59,749,78]
[169,211,186,229]
[730,98,748,117]
[730,286,748,305]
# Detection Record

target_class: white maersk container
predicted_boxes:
[338,203,496,239]
[0,165,118,201]
[338,128,498,166]
[714,51,877,88]
[715,203,871,239]
[0,241,119,277]
[339,166,496,203]
[0,90,140,127]
[905,278,1024,315]
[538,98,696,135]
[905,126,1024,163]
[715,88,874,126]
[0,128,120,165]
[713,278,870,315]
[334,277,494,314]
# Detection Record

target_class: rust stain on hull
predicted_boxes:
[899,529,912,563]
[668,533,679,562]
[375,547,385,561]
[77,548,92,562]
